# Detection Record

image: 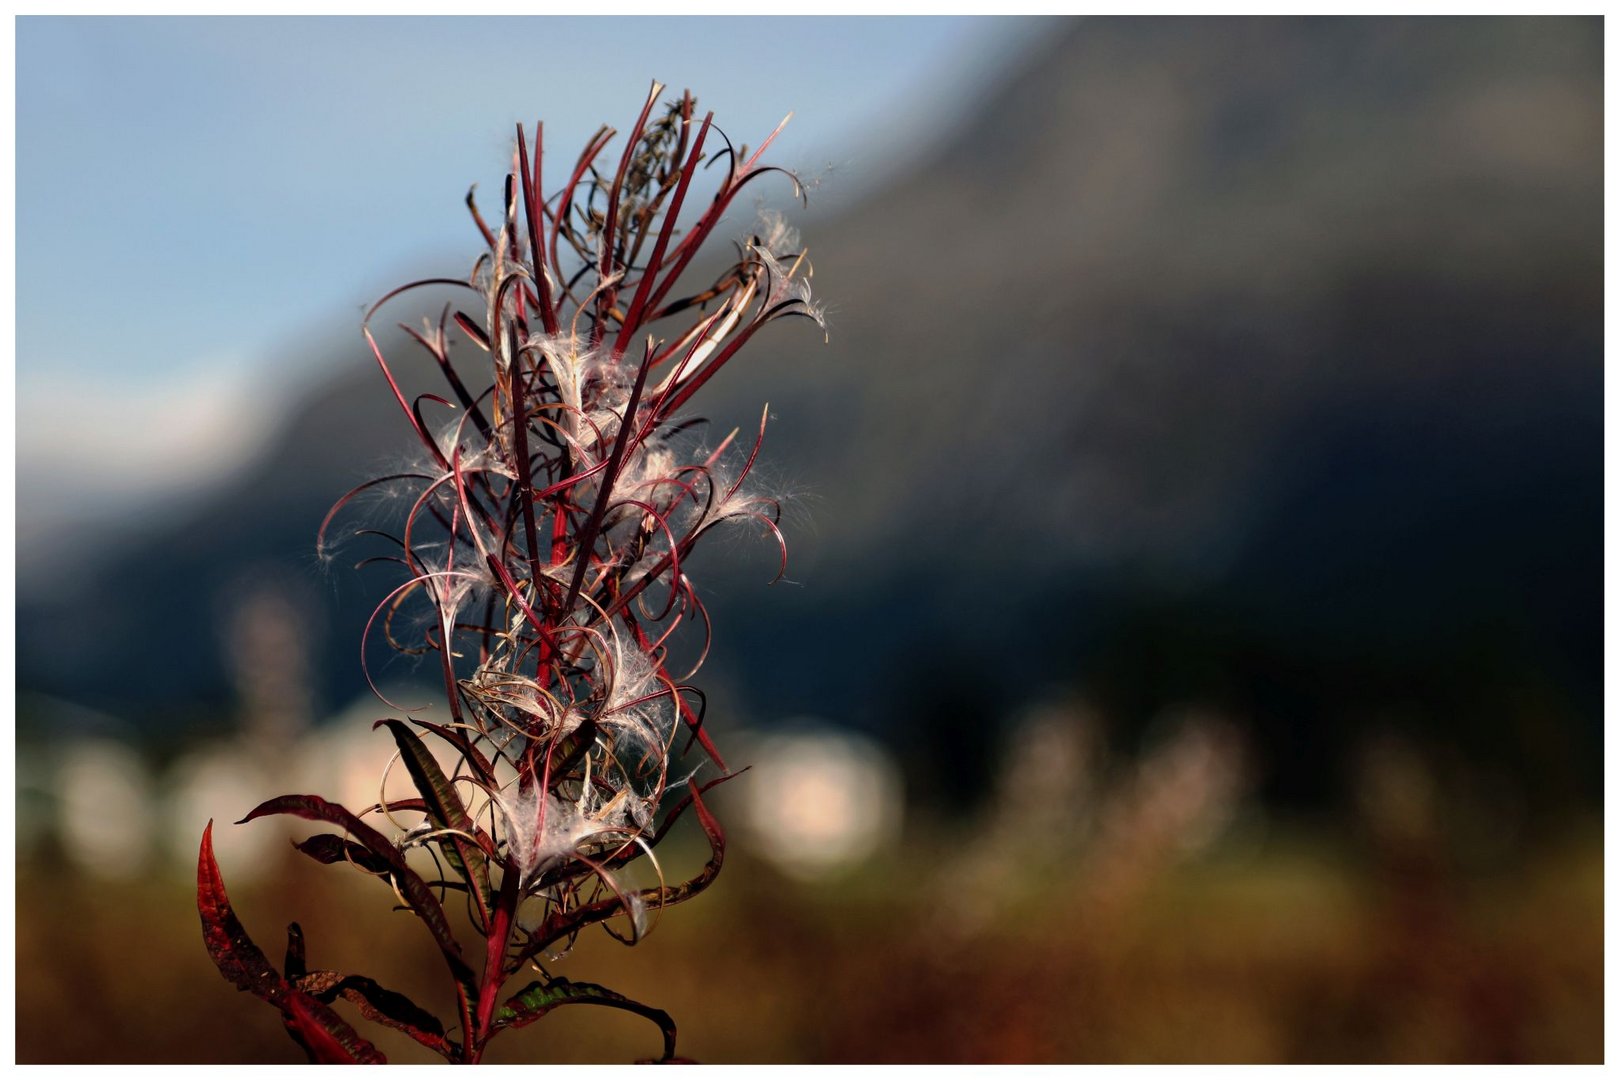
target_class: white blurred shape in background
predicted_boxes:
[153,691,466,883]
[738,723,903,881]
[58,738,156,880]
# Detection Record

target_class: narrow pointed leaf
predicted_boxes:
[334,975,455,1060]
[377,719,492,912]
[281,987,389,1065]
[401,716,499,785]
[197,820,282,999]
[199,824,387,1064]
[239,794,475,990]
[281,926,451,1058]
[294,833,393,876]
[492,977,678,1062]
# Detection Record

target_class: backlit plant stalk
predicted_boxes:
[198,83,822,1064]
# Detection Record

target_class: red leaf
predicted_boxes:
[239,795,476,990]
[293,832,393,876]
[334,975,455,1059]
[196,820,281,999]
[198,823,388,1064]
[281,988,388,1065]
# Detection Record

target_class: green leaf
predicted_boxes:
[492,977,678,1062]
[377,719,492,915]
[402,716,499,784]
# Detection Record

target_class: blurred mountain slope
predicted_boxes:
[20,17,1600,811]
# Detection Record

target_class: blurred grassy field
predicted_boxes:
[16,816,1601,1064]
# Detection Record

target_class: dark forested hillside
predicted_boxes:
[21,17,1601,814]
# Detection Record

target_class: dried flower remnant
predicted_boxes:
[197,83,822,1064]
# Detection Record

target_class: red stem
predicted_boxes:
[471,869,521,1062]
[610,111,713,361]
[594,83,663,347]
[516,122,560,336]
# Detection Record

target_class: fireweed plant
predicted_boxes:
[197,84,823,1064]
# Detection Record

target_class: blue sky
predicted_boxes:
[16,16,1035,551]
